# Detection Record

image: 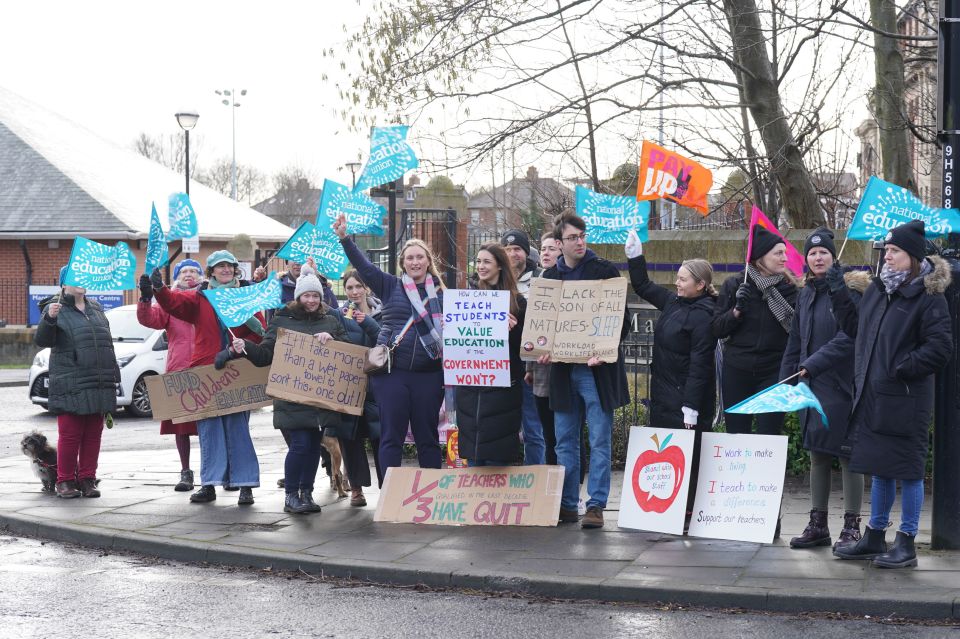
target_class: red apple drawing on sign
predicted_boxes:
[632,433,685,513]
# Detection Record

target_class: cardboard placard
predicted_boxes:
[442,288,511,387]
[375,465,565,527]
[617,427,695,535]
[145,358,271,424]
[687,433,788,544]
[265,328,368,416]
[520,277,628,363]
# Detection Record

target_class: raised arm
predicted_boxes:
[627,255,673,311]
[332,212,393,299]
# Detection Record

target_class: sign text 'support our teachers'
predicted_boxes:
[442,289,511,387]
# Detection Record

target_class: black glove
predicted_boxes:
[139,273,153,302]
[150,268,164,290]
[734,282,752,313]
[825,263,845,293]
[214,349,232,370]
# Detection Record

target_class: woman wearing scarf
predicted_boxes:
[333,213,446,471]
[147,250,266,506]
[830,220,952,569]
[713,225,799,436]
[456,244,526,467]
[137,258,203,493]
[779,229,868,551]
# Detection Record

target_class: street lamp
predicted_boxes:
[345,161,362,189]
[174,110,199,195]
[215,88,246,200]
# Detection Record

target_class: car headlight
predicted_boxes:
[117,354,136,368]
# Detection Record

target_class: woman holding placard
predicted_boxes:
[779,228,868,551]
[336,269,385,503]
[332,213,447,472]
[624,230,717,517]
[455,244,526,466]
[830,220,952,569]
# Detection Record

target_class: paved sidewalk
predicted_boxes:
[0,368,28,387]
[1,434,958,619]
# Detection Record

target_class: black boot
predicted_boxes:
[237,487,254,506]
[833,512,862,552]
[872,531,917,568]
[190,485,216,503]
[283,493,311,514]
[299,490,322,513]
[834,525,886,559]
[790,509,831,549]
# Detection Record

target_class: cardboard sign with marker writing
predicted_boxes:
[375,465,565,527]
[265,328,369,416]
[519,277,628,363]
[145,359,271,424]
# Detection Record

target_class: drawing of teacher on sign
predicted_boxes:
[446,245,526,468]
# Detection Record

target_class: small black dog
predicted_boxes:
[20,431,57,493]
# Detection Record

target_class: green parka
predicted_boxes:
[34,293,119,416]
[241,303,348,431]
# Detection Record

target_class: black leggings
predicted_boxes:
[340,416,383,489]
[721,364,785,435]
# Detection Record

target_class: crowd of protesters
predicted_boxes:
[36,213,952,569]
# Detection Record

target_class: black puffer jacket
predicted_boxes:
[35,293,119,416]
[456,296,526,463]
[843,256,953,480]
[241,303,348,431]
[712,270,798,372]
[778,271,869,457]
[628,256,716,430]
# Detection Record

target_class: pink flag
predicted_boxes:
[747,206,805,277]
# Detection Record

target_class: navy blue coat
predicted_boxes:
[779,273,867,457]
[336,301,382,441]
[341,237,443,373]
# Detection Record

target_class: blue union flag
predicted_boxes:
[725,381,828,428]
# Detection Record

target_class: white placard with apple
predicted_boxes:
[617,426,695,535]
[687,432,788,544]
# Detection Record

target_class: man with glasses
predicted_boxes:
[539,213,630,528]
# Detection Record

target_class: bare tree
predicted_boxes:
[132,132,202,178]
[196,158,269,204]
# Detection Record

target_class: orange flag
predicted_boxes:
[636,141,713,214]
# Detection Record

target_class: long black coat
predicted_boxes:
[456,296,526,463]
[844,257,952,480]
[35,294,119,416]
[542,254,631,414]
[628,256,716,430]
[242,304,349,432]
[779,272,868,457]
[713,271,798,372]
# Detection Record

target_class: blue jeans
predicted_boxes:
[554,365,612,511]
[869,476,924,536]
[284,429,322,494]
[521,382,546,464]
[197,412,260,487]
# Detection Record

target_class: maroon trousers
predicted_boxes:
[57,413,104,483]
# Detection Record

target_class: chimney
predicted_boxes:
[526,166,539,182]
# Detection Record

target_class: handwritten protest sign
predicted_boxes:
[63,237,137,291]
[848,175,960,240]
[317,179,386,236]
[636,141,713,214]
[144,203,169,273]
[353,125,419,193]
[375,465,564,527]
[519,277,628,363]
[145,358,271,424]
[687,433,788,544]
[265,328,368,416]
[442,289,510,387]
[275,221,350,279]
[575,185,650,244]
[617,427,695,535]
[202,274,283,327]
[167,192,198,242]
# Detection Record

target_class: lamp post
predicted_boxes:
[174,111,199,195]
[215,88,246,200]
[345,161,362,189]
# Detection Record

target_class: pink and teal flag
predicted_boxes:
[747,206,805,277]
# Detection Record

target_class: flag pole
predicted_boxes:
[836,233,851,263]
[226,327,247,354]
[777,371,803,385]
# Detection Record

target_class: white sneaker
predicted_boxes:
[577,498,586,516]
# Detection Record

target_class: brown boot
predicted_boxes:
[78,478,101,498]
[581,506,604,529]
[56,480,80,499]
[350,489,367,507]
[833,512,862,552]
[790,509,830,548]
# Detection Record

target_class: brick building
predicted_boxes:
[0,87,293,326]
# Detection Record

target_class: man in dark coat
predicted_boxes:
[540,213,630,529]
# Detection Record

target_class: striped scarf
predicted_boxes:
[401,273,443,360]
[746,265,794,333]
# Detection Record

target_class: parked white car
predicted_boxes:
[28,304,168,417]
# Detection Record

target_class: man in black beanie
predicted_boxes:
[750,224,785,262]
[884,220,926,262]
[804,227,837,260]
